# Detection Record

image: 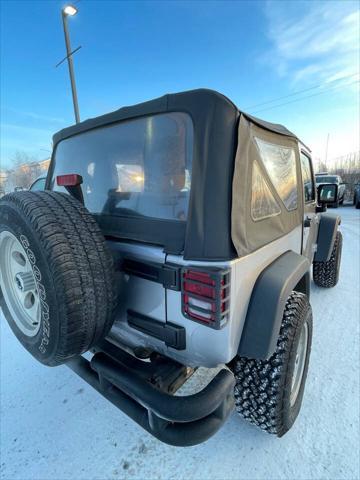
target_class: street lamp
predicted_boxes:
[63,5,77,16]
[61,5,80,123]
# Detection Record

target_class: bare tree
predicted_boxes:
[5,151,42,191]
[327,151,360,201]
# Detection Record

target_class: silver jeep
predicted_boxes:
[0,89,342,446]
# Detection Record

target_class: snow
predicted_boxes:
[1,206,359,480]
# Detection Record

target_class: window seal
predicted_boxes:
[300,150,316,204]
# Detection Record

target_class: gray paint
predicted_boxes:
[106,226,302,368]
[107,242,169,357]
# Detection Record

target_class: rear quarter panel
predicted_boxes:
[166,225,302,367]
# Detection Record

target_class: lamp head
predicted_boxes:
[63,5,78,16]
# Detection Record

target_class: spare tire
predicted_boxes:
[0,191,115,366]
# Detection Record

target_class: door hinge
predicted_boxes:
[122,258,181,291]
[127,310,186,350]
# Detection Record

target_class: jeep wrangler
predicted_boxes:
[0,89,342,446]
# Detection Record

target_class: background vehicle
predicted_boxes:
[0,89,342,446]
[315,173,345,207]
[353,183,360,209]
[29,176,47,191]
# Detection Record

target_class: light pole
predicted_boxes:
[61,5,80,123]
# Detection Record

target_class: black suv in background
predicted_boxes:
[315,174,345,207]
[353,183,360,209]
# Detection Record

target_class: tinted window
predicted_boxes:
[300,153,315,202]
[315,176,338,183]
[30,178,46,191]
[255,137,298,211]
[51,113,193,221]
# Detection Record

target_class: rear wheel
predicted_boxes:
[0,191,115,366]
[232,292,312,436]
[313,231,342,288]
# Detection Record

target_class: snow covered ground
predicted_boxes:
[1,206,359,480]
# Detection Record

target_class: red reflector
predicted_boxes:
[56,174,83,187]
[183,270,215,299]
[183,281,215,298]
[184,270,215,285]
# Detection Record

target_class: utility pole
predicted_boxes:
[61,5,80,123]
[325,133,330,168]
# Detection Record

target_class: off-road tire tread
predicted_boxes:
[313,231,342,288]
[233,292,311,437]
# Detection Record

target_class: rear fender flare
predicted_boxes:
[238,251,310,360]
[314,214,341,262]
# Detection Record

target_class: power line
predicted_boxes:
[250,79,360,114]
[244,72,359,110]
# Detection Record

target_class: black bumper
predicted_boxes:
[66,348,235,447]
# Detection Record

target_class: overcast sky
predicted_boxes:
[0,0,359,168]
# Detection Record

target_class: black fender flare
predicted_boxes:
[238,251,310,360]
[314,214,341,262]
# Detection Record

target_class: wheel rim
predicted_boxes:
[0,231,41,337]
[290,322,308,406]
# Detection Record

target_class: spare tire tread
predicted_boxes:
[0,191,115,366]
[57,192,116,339]
[35,192,97,357]
[44,192,113,352]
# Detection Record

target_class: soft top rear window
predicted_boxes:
[51,112,194,222]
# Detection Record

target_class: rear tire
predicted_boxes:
[313,231,342,288]
[232,292,312,436]
[0,191,115,366]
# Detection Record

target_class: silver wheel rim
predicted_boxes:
[290,322,308,406]
[0,231,41,337]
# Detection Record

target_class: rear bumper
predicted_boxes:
[66,348,235,447]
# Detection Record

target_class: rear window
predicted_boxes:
[315,176,338,183]
[51,112,194,221]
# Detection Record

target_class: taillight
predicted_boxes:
[56,174,83,186]
[181,268,230,329]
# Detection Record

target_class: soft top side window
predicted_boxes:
[251,160,281,221]
[255,137,298,211]
[300,152,315,203]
